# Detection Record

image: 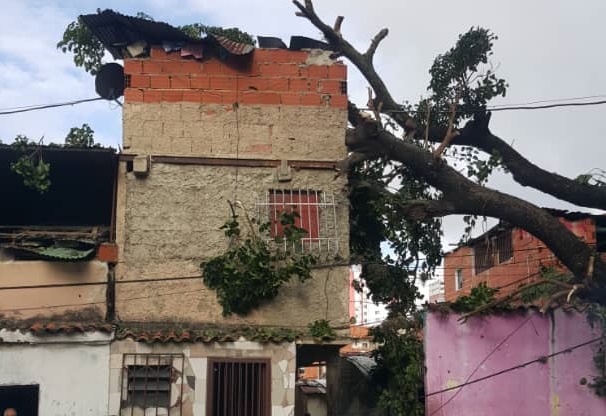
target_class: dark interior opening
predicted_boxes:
[0,146,117,226]
[596,216,606,253]
[0,385,39,416]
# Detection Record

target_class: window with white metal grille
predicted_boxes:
[120,353,184,415]
[207,358,270,416]
[455,269,463,291]
[256,189,339,256]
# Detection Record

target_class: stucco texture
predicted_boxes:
[115,163,349,327]
[123,103,347,161]
[425,309,606,416]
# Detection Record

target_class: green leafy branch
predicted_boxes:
[10,135,51,193]
[201,202,316,316]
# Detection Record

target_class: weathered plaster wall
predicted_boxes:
[109,339,296,416]
[0,331,111,415]
[115,163,349,327]
[0,260,107,320]
[123,103,347,161]
[425,309,606,415]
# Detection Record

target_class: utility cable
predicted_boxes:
[0,98,104,115]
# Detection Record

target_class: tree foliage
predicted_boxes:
[57,17,105,75]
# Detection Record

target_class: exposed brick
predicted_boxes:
[202,59,223,74]
[181,60,203,74]
[330,94,348,108]
[300,93,322,106]
[221,90,238,105]
[238,77,268,91]
[142,61,163,74]
[182,90,202,102]
[259,92,281,105]
[289,78,312,92]
[253,49,273,64]
[171,75,191,89]
[144,90,163,103]
[318,80,343,95]
[239,91,261,105]
[210,77,238,90]
[200,90,223,104]
[124,60,143,74]
[162,90,183,102]
[281,93,301,106]
[306,65,330,78]
[190,75,210,89]
[269,49,308,64]
[124,88,144,102]
[259,63,299,77]
[150,47,180,60]
[265,78,289,92]
[130,75,150,88]
[162,61,184,74]
[150,75,170,89]
[328,64,347,79]
[97,243,119,263]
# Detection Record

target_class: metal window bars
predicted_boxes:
[255,189,340,257]
[119,353,184,416]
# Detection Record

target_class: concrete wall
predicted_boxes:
[109,339,296,416]
[425,309,606,415]
[115,162,349,326]
[0,260,107,320]
[0,330,111,415]
[443,218,597,301]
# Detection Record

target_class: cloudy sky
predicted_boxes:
[2,0,605,251]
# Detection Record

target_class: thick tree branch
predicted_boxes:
[348,114,606,290]
[294,0,606,210]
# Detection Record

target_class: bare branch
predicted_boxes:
[333,15,344,35]
[365,28,389,61]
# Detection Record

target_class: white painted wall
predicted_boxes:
[0,331,111,416]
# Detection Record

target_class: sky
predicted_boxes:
[2,0,605,271]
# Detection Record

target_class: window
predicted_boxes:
[474,230,513,274]
[208,358,270,416]
[120,354,184,413]
[455,269,463,291]
[0,385,39,416]
[256,189,339,256]
[268,189,320,240]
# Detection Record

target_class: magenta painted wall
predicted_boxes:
[425,309,605,416]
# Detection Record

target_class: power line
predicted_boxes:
[362,99,606,114]
[425,336,603,398]
[0,97,104,115]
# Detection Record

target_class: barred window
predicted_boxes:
[474,230,513,274]
[208,359,270,416]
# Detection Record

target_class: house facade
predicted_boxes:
[1,11,351,416]
[443,211,606,301]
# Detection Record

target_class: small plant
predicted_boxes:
[201,202,316,316]
[308,319,336,340]
[10,135,51,193]
[451,282,499,313]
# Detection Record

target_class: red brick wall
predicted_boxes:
[123,47,347,108]
[443,218,597,301]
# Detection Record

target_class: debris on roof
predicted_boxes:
[344,355,377,378]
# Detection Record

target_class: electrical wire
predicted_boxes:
[0,97,104,115]
[424,336,603,398]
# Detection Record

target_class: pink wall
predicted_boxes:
[425,309,606,415]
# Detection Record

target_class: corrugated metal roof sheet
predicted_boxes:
[344,355,377,377]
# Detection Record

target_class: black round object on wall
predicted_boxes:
[95,62,125,99]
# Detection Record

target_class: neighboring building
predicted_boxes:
[0,146,118,415]
[340,326,378,356]
[425,307,606,415]
[350,266,389,326]
[1,10,352,416]
[443,210,606,301]
[427,278,445,303]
